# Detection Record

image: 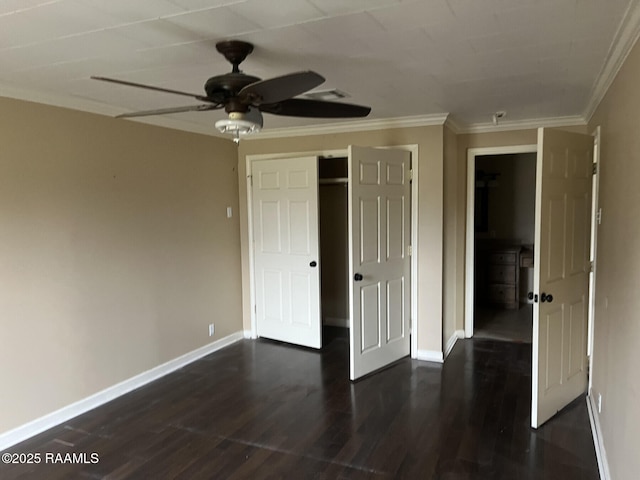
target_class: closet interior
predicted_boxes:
[318,157,350,332]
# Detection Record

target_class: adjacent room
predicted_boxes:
[1,1,639,479]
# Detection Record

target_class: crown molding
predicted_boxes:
[444,115,463,134]
[246,113,449,140]
[0,80,592,140]
[0,81,224,138]
[584,0,640,121]
[458,115,586,134]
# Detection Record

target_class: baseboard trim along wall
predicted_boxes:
[0,331,246,451]
[416,349,444,363]
[445,330,465,359]
[586,394,611,480]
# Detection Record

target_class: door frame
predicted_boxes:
[246,145,419,358]
[588,126,601,393]
[464,144,538,337]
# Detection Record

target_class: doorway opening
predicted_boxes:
[464,145,537,339]
[473,152,537,343]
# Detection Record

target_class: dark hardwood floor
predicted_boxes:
[1,329,599,479]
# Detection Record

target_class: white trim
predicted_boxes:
[0,331,245,451]
[409,146,420,360]
[246,114,448,139]
[530,128,545,429]
[444,115,463,134]
[243,329,254,339]
[584,0,640,121]
[464,144,538,338]
[415,349,444,363]
[587,394,611,480]
[461,116,586,134]
[247,169,258,339]
[445,330,465,359]
[588,127,601,393]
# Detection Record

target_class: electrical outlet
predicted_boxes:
[597,393,602,413]
[208,324,215,337]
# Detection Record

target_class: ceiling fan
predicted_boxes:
[92,40,371,142]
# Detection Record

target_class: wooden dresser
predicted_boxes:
[478,244,522,309]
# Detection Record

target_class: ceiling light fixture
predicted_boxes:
[215,111,262,143]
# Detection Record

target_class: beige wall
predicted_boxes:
[588,37,640,480]
[0,97,243,434]
[238,126,445,354]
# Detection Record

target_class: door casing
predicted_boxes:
[245,145,419,358]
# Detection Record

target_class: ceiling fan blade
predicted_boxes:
[239,71,325,105]
[116,104,221,119]
[91,76,211,102]
[259,98,371,118]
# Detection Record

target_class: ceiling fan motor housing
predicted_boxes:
[204,72,261,106]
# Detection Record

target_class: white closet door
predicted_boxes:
[532,128,593,427]
[252,156,321,349]
[348,146,411,380]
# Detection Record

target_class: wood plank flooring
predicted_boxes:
[0,330,599,479]
[474,305,533,343]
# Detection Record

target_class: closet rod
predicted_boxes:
[319,177,348,185]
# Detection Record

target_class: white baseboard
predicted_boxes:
[243,330,254,339]
[586,394,611,480]
[415,349,444,363]
[445,330,465,359]
[0,331,245,451]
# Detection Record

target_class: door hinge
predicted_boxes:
[408,245,412,256]
[596,207,602,225]
[409,169,413,181]
[589,261,594,272]
[248,174,253,187]
[592,163,598,175]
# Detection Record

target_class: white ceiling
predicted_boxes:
[1,0,638,136]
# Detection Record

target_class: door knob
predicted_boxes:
[527,292,538,303]
[354,273,363,281]
[540,293,553,303]
[310,261,317,267]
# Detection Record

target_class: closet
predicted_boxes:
[318,157,349,329]
[250,146,412,380]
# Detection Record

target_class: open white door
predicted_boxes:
[348,146,411,380]
[532,128,593,428]
[252,156,321,349]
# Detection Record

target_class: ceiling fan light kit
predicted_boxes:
[215,111,262,143]
[92,40,371,142]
